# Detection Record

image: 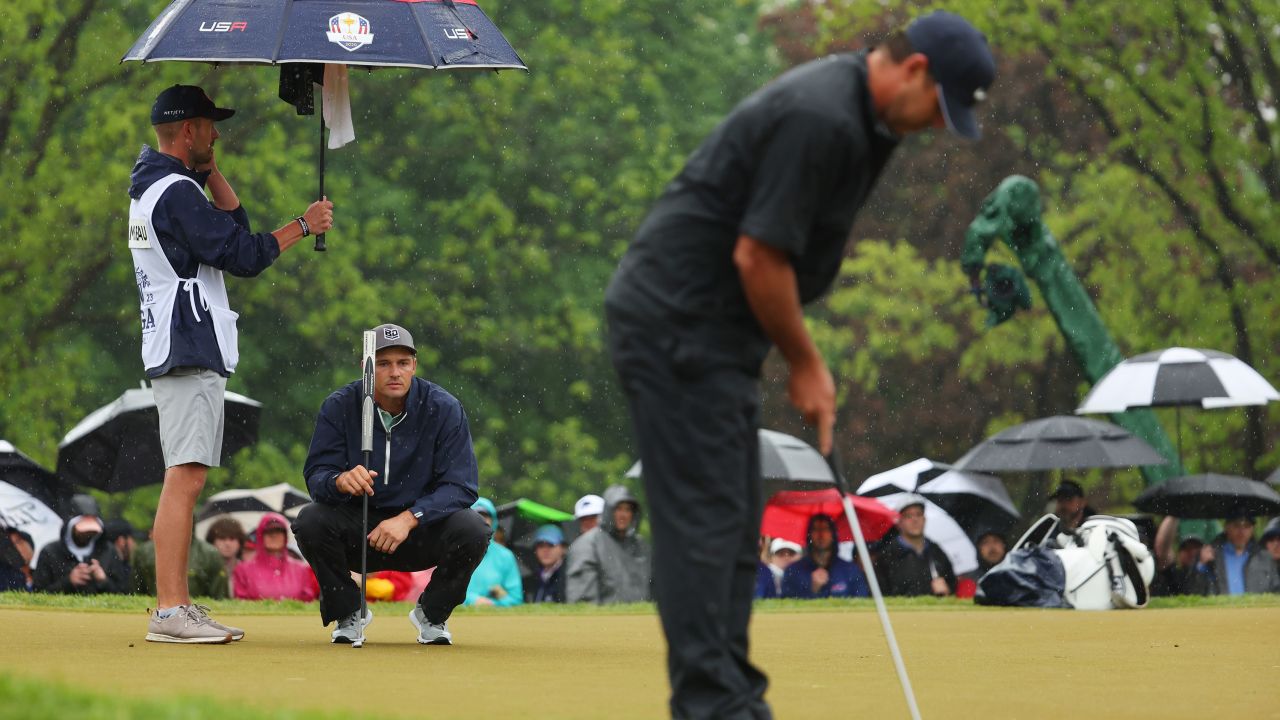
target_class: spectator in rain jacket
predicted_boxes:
[566,485,651,604]
[232,513,319,601]
[873,495,956,597]
[33,495,130,595]
[1198,510,1273,595]
[132,535,229,599]
[781,513,868,599]
[523,524,567,603]
[463,498,523,607]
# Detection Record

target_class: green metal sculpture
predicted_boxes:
[961,175,1178,485]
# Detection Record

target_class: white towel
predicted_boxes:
[321,63,356,149]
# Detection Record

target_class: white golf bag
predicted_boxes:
[1013,514,1155,610]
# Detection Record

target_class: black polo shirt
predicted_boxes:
[606,52,900,370]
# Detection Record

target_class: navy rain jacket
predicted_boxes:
[127,145,281,377]
[303,376,479,526]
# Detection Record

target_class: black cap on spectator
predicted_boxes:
[1052,480,1084,500]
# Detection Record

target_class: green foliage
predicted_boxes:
[1,0,776,520]
[812,0,1280,488]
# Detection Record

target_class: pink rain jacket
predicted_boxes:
[232,513,319,601]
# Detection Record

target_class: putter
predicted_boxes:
[825,449,921,720]
[354,330,375,648]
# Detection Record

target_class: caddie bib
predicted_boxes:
[129,173,240,374]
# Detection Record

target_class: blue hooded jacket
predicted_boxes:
[303,376,479,526]
[127,145,281,377]
[464,498,524,607]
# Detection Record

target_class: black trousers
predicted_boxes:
[607,309,771,720]
[293,502,491,626]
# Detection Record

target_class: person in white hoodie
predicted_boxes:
[33,494,129,595]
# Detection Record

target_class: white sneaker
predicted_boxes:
[145,605,232,644]
[409,607,452,645]
[191,604,244,641]
[331,607,373,644]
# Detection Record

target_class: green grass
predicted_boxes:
[2,591,1276,719]
[3,589,1276,615]
[0,673,354,720]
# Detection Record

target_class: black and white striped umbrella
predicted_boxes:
[1076,347,1279,413]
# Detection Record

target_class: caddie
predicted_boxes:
[128,84,333,644]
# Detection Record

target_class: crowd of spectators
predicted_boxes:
[4,482,1277,606]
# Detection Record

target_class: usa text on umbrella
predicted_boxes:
[122,0,527,250]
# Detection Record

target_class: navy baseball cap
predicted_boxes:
[151,85,235,125]
[906,11,995,140]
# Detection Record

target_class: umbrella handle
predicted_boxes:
[825,450,922,720]
[315,104,327,251]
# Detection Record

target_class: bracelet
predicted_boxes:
[296,216,311,237]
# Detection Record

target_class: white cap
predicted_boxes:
[770,538,803,555]
[574,494,605,519]
[895,493,928,513]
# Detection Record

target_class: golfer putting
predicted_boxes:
[294,323,491,646]
[605,11,995,718]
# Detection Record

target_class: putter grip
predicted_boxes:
[314,232,326,251]
[360,331,375,453]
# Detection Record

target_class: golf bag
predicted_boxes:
[976,514,1154,610]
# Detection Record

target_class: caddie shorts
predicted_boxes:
[152,366,226,468]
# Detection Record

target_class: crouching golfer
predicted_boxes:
[295,323,491,645]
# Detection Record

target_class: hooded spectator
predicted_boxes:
[231,513,318,601]
[781,514,868,599]
[464,497,524,607]
[33,494,129,595]
[566,484,651,604]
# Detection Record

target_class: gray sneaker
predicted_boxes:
[331,607,373,644]
[409,607,452,645]
[145,605,232,644]
[191,604,244,641]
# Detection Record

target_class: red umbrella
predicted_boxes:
[760,489,899,546]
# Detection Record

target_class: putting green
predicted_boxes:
[1,601,1277,718]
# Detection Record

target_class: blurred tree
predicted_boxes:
[766,0,1278,504]
[0,0,777,520]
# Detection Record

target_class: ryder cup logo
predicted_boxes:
[327,12,373,52]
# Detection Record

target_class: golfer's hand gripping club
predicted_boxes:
[336,466,378,496]
[789,356,835,455]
